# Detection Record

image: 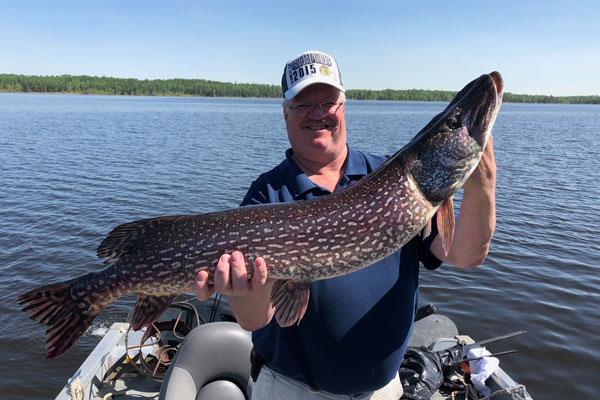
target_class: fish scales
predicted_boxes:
[97,167,432,293]
[17,71,503,358]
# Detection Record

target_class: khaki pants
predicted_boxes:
[251,365,403,400]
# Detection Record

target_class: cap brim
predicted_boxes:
[284,79,345,100]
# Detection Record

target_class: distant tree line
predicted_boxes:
[0,74,281,98]
[347,88,457,102]
[1,74,598,104]
[501,92,600,104]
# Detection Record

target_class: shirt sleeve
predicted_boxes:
[419,213,442,270]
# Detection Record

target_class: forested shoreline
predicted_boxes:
[1,73,598,104]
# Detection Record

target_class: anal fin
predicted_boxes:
[271,280,310,327]
[437,197,455,257]
[131,294,178,330]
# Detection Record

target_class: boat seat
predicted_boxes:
[159,321,253,400]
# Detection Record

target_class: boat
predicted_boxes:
[53,295,532,400]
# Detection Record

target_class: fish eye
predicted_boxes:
[447,116,461,130]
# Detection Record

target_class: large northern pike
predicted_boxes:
[18,72,503,359]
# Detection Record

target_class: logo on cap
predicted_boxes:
[319,65,331,76]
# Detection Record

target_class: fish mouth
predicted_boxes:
[490,71,504,97]
[457,72,503,147]
[400,71,504,204]
[403,72,503,153]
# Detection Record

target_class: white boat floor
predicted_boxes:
[93,373,161,400]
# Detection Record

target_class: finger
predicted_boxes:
[213,254,232,293]
[192,270,213,300]
[230,251,250,293]
[250,256,268,291]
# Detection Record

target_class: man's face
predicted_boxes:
[283,83,346,163]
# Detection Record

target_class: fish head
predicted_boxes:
[404,71,503,203]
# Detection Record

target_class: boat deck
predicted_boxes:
[54,298,530,400]
[93,376,161,399]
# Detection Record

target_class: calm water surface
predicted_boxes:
[1,93,598,399]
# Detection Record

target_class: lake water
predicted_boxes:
[1,93,598,399]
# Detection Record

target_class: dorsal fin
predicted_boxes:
[97,215,187,263]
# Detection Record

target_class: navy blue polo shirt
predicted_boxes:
[241,147,440,395]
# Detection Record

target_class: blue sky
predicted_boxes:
[1,0,598,96]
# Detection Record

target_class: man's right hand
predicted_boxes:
[192,250,275,331]
[192,250,270,300]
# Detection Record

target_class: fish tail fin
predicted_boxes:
[17,275,107,359]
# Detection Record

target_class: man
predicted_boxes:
[193,50,496,399]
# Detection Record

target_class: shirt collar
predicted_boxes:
[278,146,369,198]
[343,147,369,177]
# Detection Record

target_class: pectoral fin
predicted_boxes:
[131,294,178,330]
[421,219,432,239]
[437,197,455,257]
[271,279,310,327]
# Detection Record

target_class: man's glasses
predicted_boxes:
[286,101,344,117]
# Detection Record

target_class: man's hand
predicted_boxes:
[192,251,269,300]
[192,251,275,331]
[431,134,497,268]
[462,134,496,194]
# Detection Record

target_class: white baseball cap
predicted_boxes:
[281,50,345,100]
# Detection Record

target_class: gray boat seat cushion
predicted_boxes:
[159,322,253,400]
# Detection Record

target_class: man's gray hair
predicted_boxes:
[282,90,346,107]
